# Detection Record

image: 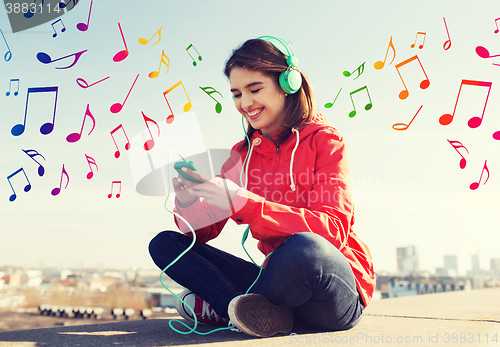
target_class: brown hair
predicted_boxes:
[224,39,316,149]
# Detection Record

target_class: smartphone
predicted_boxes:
[174,160,204,183]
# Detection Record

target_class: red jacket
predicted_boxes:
[174,113,376,307]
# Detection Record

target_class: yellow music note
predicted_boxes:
[138,27,162,45]
[163,81,192,123]
[149,50,170,79]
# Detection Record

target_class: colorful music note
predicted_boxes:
[493,131,500,140]
[494,18,500,34]
[395,55,430,100]
[22,149,46,176]
[51,19,66,38]
[7,168,31,202]
[475,46,500,59]
[113,23,129,62]
[439,80,492,128]
[110,124,131,158]
[85,154,98,179]
[66,104,95,143]
[110,74,139,113]
[163,81,192,123]
[142,112,160,151]
[76,0,93,31]
[348,86,372,118]
[186,44,202,66]
[149,50,170,79]
[200,86,223,114]
[470,160,489,190]
[1,29,12,62]
[37,49,87,69]
[76,76,110,89]
[108,181,122,198]
[443,17,451,50]
[11,86,58,136]
[374,36,395,70]
[6,78,19,96]
[138,27,162,45]
[24,0,43,18]
[392,105,423,131]
[447,140,469,169]
[59,0,77,11]
[324,88,342,109]
[411,32,426,49]
[51,164,69,196]
[343,62,365,80]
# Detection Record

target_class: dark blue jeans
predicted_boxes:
[149,231,364,331]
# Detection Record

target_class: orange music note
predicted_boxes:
[439,80,492,128]
[199,86,223,114]
[108,181,122,198]
[392,105,423,131]
[443,17,452,50]
[470,160,489,190]
[113,23,129,62]
[51,164,69,196]
[447,139,469,169]
[22,148,46,176]
[395,55,430,100]
[163,81,192,123]
[149,50,170,79]
[110,124,131,158]
[110,74,139,113]
[411,32,426,49]
[37,50,87,69]
[142,112,160,151]
[348,86,372,118]
[186,44,202,66]
[374,36,395,70]
[85,154,98,179]
[6,168,31,202]
[138,27,162,45]
[494,18,500,34]
[66,104,95,143]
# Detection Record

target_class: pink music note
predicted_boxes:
[494,18,500,34]
[149,50,170,79]
[470,160,489,190]
[113,23,129,62]
[493,131,500,140]
[439,80,492,128]
[66,104,95,143]
[76,0,93,31]
[51,164,69,196]
[108,181,122,198]
[162,81,192,124]
[110,74,139,113]
[411,32,426,49]
[6,168,31,202]
[36,49,87,69]
[142,112,160,151]
[374,36,395,70]
[51,19,66,38]
[85,154,98,179]
[138,27,162,45]
[22,148,46,176]
[476,46,500,59]
[76,76,110,89]
[447,139,469,169]
[392,105,423,131]
[395,55,430,100]
[443,17,451,50]
[110,124,131,158]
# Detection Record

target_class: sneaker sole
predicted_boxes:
[228,294,293,337]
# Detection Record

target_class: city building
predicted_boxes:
[397,246,419,276]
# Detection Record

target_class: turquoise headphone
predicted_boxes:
[257,35,302,94]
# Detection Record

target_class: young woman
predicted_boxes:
[149,36,376,338]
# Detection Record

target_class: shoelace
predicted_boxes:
[200,299,224,322]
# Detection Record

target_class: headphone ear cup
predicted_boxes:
[279,69,302,94]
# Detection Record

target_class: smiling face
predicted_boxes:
[229,67,286,139]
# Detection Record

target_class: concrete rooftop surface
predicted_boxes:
[0,287,499,347]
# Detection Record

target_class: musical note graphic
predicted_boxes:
[493,131,500,140]
[11,86,59,136]
[494,18,500,34]
[108,181,122,198]
[343,62,365,80]
[142,112,160,151]
[51,19,66,38]
[6,78,19,96]
[110,74,139,113]
[138,27,162,45]
[439,80,492,128]
[36,49,87,69]
[395,55,430,100]
[374,36,395,70]
[76,0,93,31]
[348,86,372,118]
[470,160,489,190]
[85,154,98,179]
[324,88,342,109]
[186,44,202,66]
[446,140,469,170]
[475,46,500,59]
[443,17,451,50]
[58,0,77,11]
[24,0,43,18]
[392,105,423,131]
[22,149,46,176]
[66,104,95,143]
[113,23,129,62]
[110,124,131,158]
[411,32,426,49]
[163,81,192,123]
[7,168,31,202]
[200,86,223,114]
[51,164,69,196]
[1,29,12,62]
[149,50,170,79]
[76,76,110,89]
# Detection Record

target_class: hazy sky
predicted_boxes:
[1,0,499,275]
